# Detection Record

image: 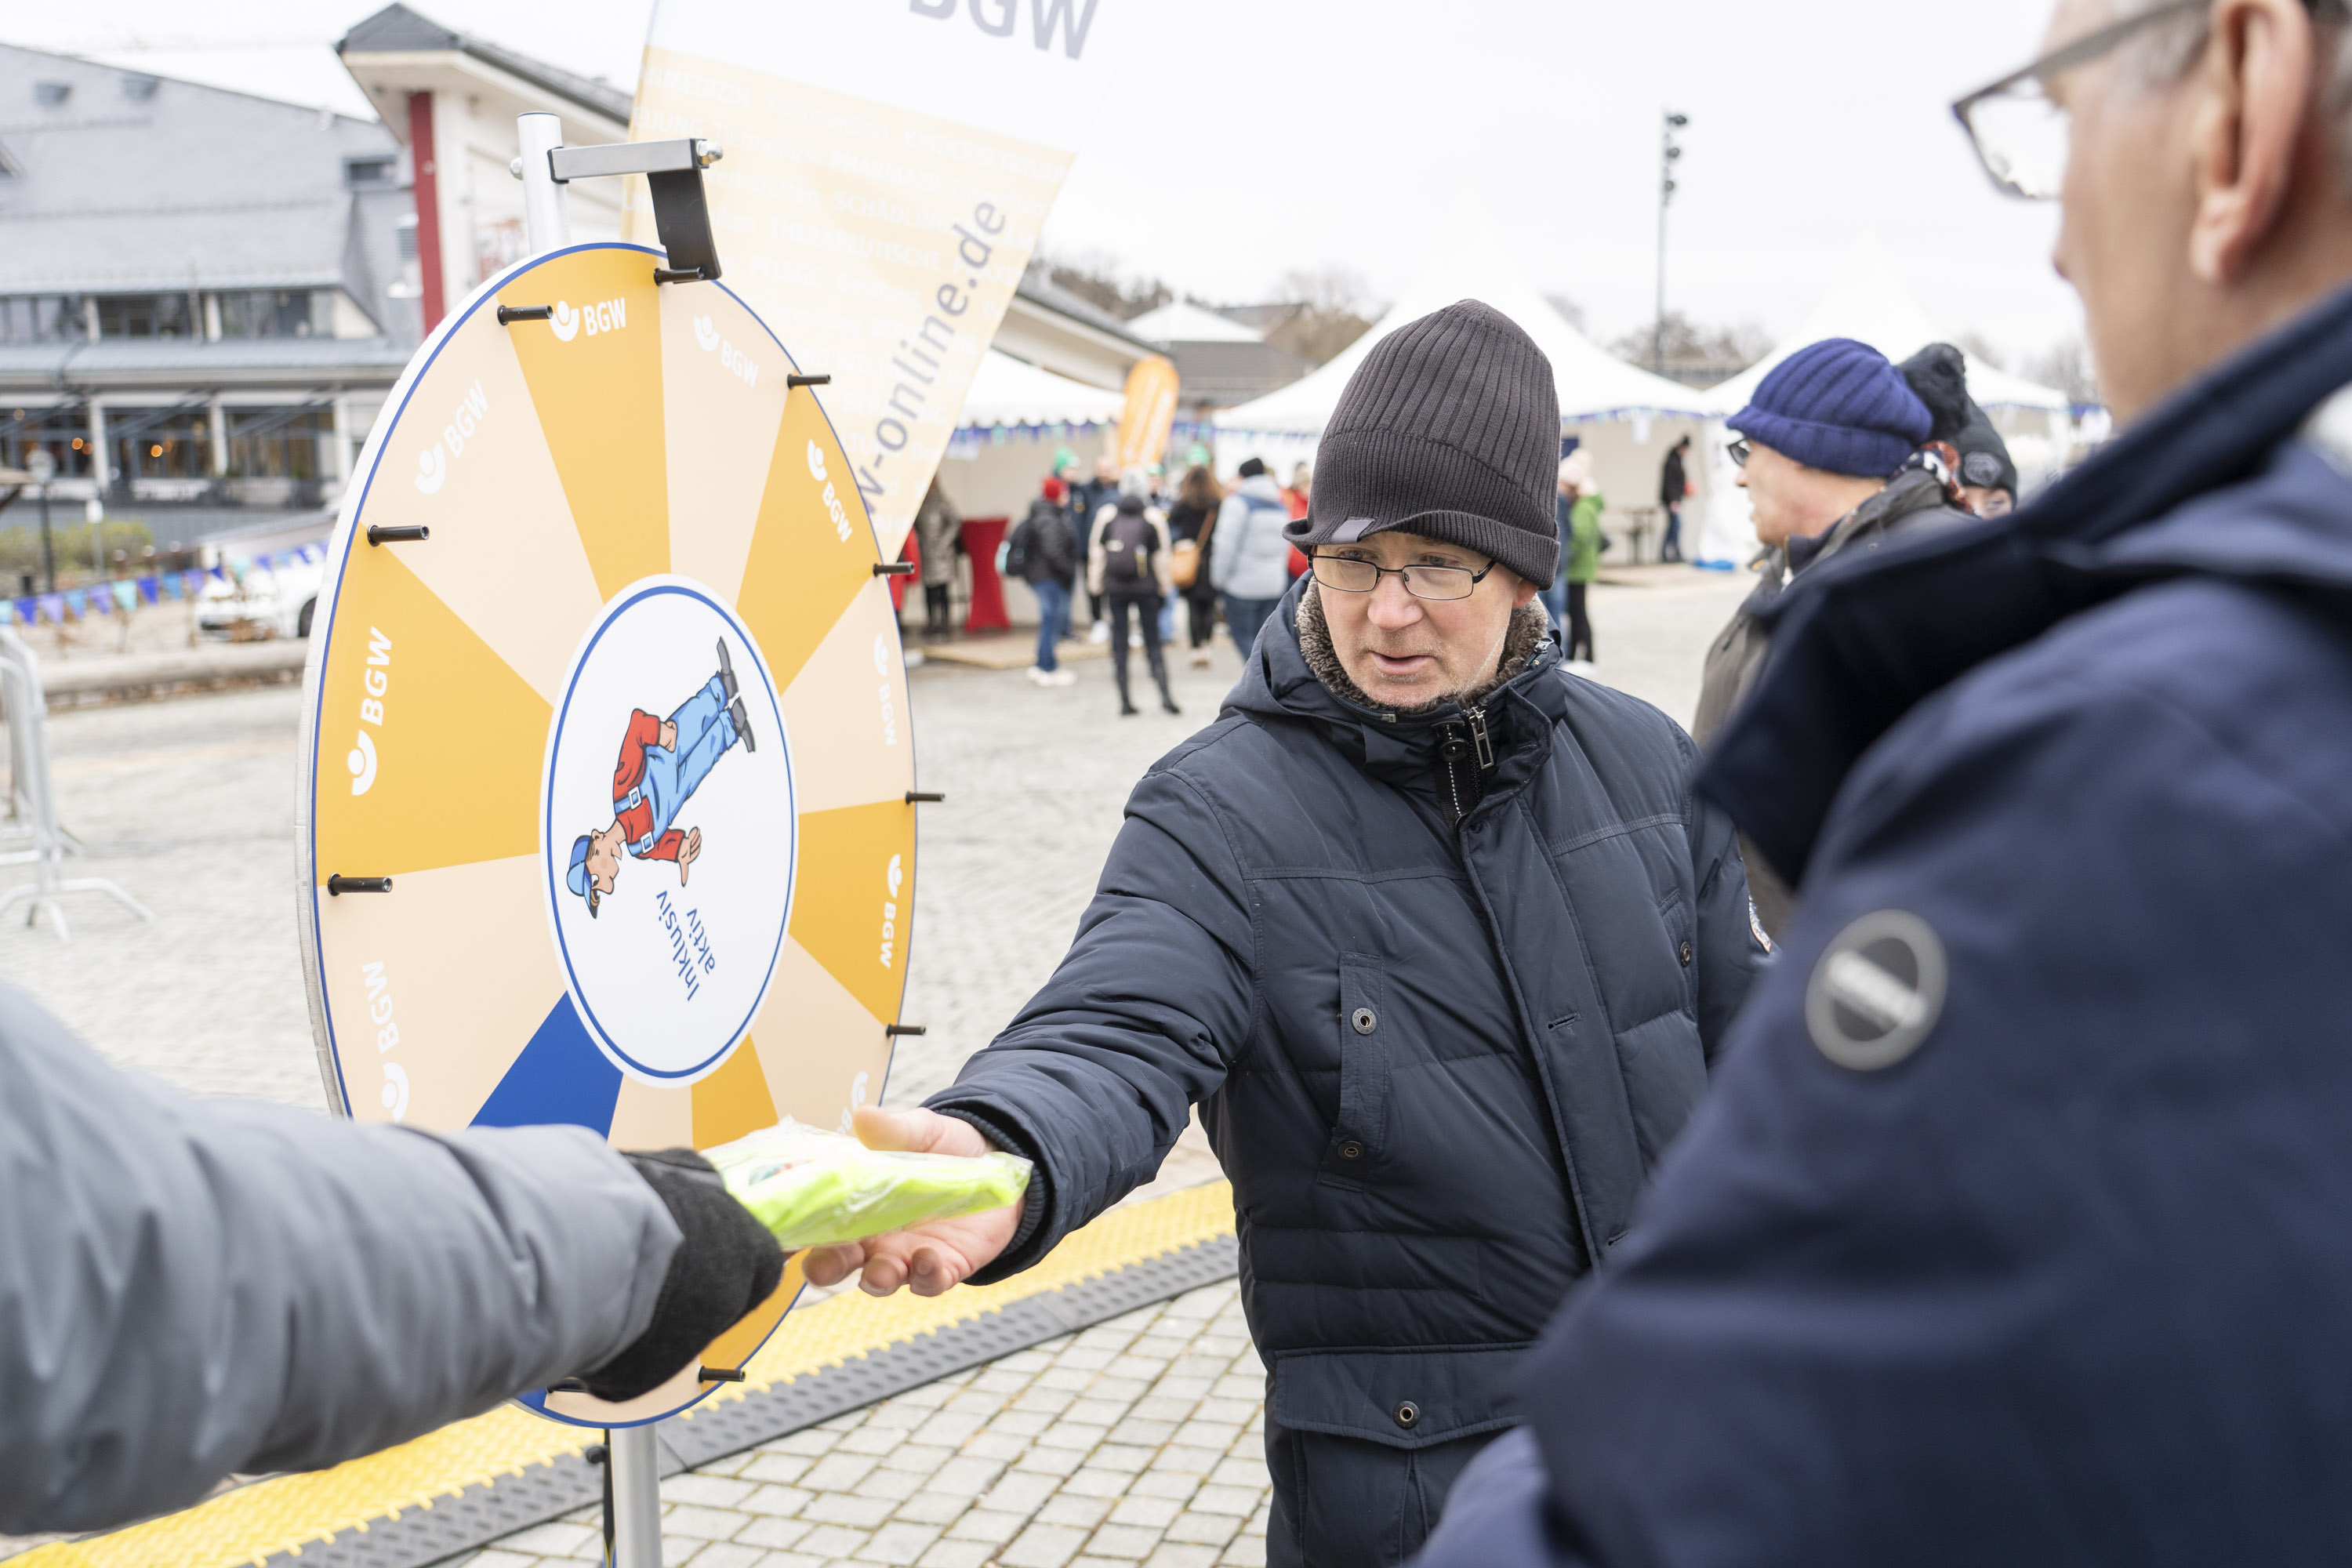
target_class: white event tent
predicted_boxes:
[1214,201,1717,563]
[935,348,1129,525]
[953,347,1130,432]
[1696,238,2083,562]
[1127,300,1262,343]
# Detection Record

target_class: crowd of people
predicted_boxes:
[18,4,2352,1565]
[1000,448,1316,713]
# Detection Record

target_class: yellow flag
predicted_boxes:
[1114,355,1180,474]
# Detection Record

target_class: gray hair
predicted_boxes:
[2122,0,2352,177]
[2127,0,2351,85]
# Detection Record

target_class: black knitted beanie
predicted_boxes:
[1286,299,1563,587]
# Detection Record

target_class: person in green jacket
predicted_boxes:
[1559,451,1602,666]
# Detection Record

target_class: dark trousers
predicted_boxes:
[1565,581,1594,662]
[1222,594,1279,659]
[922,583,953,636]
[1265,1414,1501,1568]
[1185,584,1220,648]
[1107,592,1168,709]
[1660,505,1683,562]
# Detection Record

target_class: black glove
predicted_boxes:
[580,1149,784,1403]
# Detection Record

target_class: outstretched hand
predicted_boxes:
[801,1106,1023,1298]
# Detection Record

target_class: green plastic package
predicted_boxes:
[708,1121,1032,1250]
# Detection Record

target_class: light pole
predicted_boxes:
[25,446,55,593]
[1654,110,1688,378]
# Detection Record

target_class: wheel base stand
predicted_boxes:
[607,1424,662,1567]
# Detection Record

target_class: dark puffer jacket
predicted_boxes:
[928,577,1761,1563]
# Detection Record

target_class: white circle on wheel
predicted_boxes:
[543,577,796,1083]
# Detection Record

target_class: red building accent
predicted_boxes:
[408,93,446,331]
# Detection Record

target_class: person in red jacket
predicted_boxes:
[567,640,753,916]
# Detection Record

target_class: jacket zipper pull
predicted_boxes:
[1466,706,1494,771]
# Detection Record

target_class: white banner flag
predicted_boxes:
[628,1,1151,554]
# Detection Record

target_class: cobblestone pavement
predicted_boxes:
[0,575,1749,1563]
[466,1279,1267,1568]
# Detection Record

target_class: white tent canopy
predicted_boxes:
[1707,238,2074,416]
[954,349,1127,430]
[1214,201,1715,441]
[1128,300,1261,344]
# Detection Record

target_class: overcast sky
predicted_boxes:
[8,0,2082,361]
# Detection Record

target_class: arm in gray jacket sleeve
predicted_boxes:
[0,983,679,1535]
[1686,739,1765,1063]
[1207,495,1247,593]
[925,764,1257,1279]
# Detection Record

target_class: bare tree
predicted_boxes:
[1033,249,1173,321]
[1608,313,1771,387]
[1951,331,2010,372]
[1263,267,1379,368]
[2022,337,2103,406]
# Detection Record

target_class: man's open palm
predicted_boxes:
[802,1107,1022,1298]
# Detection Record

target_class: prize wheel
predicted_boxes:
[296,241,917,1427]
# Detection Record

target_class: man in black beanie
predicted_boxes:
[806,299,1765,1567]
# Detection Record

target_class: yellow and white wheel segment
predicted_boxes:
[296,242,916,1427]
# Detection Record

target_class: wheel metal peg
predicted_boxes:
[786,373,831,388]
[367,524,430,547]
[698,1366,747,1383]
[327,875,393,896]
[873,562,916,577]
[884,1024,927,1037]
[496,304,554,326]
[906,791,945,804]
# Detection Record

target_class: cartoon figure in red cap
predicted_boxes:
[566,640,754,916]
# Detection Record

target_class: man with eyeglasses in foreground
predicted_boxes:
[1415,0,2352,1563]
[805,300,1764,1567]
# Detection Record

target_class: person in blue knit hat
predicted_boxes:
[1690,337,1975,938]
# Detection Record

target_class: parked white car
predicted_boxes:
[194,554,325,640]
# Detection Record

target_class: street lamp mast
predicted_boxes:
[25,446,56,594]
[1654,110,1689,378]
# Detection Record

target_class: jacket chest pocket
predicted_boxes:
[1321,956,1391,1187]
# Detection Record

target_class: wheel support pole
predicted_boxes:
[608,1424,663,1567]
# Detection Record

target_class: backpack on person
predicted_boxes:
[1103,509,1156,587]
[1004,517,1032,579]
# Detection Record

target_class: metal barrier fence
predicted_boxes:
[0,626,153,939]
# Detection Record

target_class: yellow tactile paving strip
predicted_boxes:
[19,1181,1236,1568]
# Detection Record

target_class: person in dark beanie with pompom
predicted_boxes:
[1691,337,1977,938]
[800,299,1766,1567]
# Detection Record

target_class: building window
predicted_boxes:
[345,155,398,188]
[33,82,69,107]
[1,407,94,478]
[217,290,330,339]
[227,407,331,480]
[110,406,212,480]
[0,297,89,344]
[96,294,198,339]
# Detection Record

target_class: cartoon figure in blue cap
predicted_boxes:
[565,640,756,917]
